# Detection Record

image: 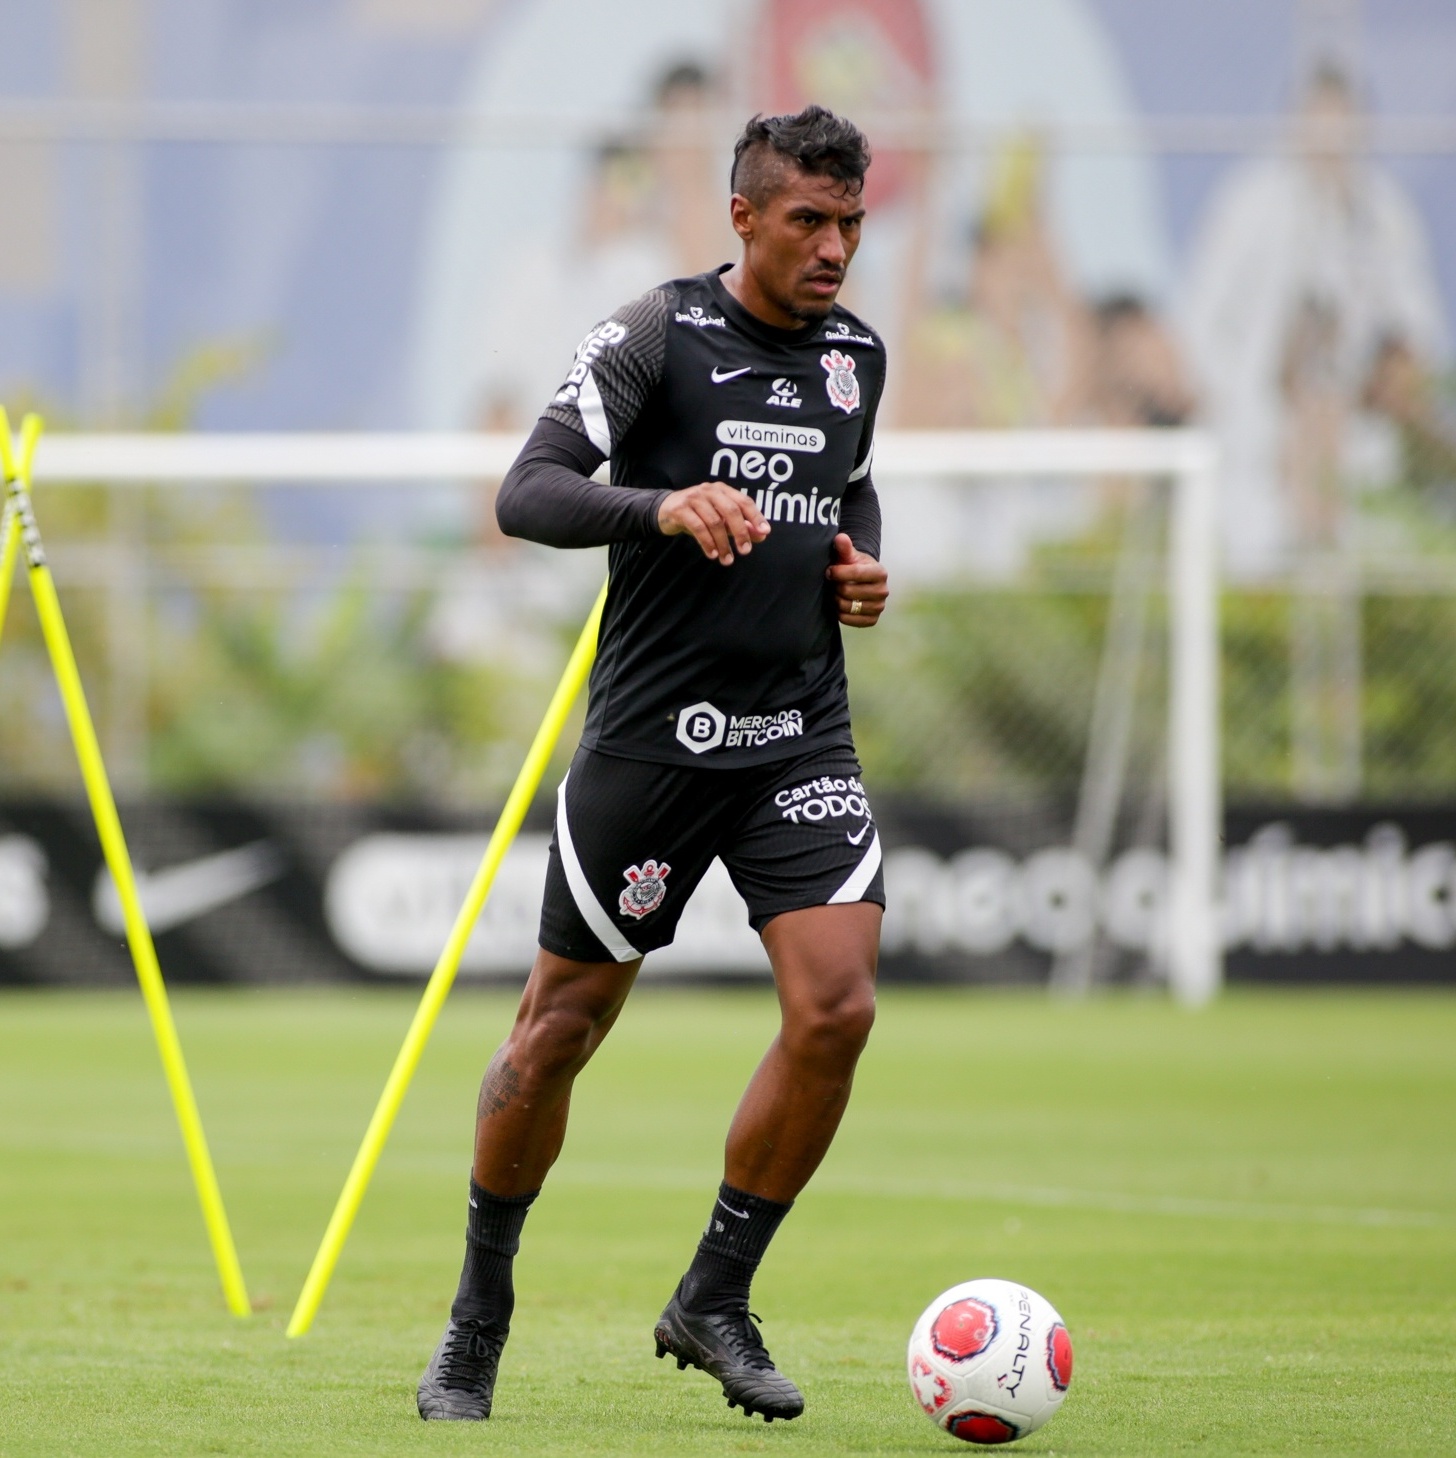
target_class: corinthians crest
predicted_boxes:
[820,348,860,414]
[618,859,671,919]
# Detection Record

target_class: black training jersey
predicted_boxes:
[530,265,886,768]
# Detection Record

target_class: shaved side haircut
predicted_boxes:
[730,105,871,206]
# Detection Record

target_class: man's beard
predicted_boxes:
[777,288,838,326]
[765,272,841,326]
[787,297,835,324]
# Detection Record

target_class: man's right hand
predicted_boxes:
[658,482,771,566]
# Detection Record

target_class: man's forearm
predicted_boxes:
[496,417,670,548]
[838,476,882,560]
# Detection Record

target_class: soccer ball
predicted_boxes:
[906,1278,1072,1444]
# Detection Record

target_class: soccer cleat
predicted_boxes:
[416,1316,508,1421]
[653,1288,804,1422]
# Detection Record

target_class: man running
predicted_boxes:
[419,104,890,1426]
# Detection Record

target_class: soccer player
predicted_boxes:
[418,105,890,1425]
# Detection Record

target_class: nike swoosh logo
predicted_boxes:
[847,821,872,846]
[717,1197,750,1219]
[93,840,286,936]
[710,366,751,383]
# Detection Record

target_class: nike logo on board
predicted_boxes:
[710,366,752,383]
[92,840,286,935]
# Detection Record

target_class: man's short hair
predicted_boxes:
[730,105,871,206]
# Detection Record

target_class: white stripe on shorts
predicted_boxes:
[827,830,882,905]
[555,771,640,962]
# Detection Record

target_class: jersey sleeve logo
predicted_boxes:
[554,319,628,404]
[820,349,861,414]
[618,859,670,919]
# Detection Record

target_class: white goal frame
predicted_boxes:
[30,428,1220,1004]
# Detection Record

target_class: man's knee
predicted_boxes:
[509,1001,601,1081]
[784,978,877,1067]
[506,958,634,1084]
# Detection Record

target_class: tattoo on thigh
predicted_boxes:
[478,1055,520,1119]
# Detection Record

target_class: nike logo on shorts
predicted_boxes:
[717,1197,750,1219]
[847,821,872,846]
[710,365,752,383]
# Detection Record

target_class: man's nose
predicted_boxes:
[816,224,847,267]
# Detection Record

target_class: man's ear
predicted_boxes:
[729,192,755,243]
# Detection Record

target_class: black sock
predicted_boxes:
[450,1178,538,1329]
[677,1182,793,1315]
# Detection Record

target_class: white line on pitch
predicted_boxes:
[546,1162,1452,1230]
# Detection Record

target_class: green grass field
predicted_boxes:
[1,986,1453,1456]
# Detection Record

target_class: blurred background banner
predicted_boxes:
[4,796,1456,986]
[2,0,1455,986]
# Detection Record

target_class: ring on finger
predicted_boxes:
[850,599,863,615]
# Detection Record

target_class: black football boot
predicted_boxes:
[654,1286,805,1422]
[416,1316,508,1421]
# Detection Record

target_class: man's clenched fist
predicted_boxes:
[826,533,888,626]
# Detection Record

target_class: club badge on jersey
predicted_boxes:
[820,349,860,414]
[618,860,671,919]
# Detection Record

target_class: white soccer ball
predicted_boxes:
[906,1278,1072,1445]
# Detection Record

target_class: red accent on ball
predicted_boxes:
[1047,1322,1073,1390]
[931,1297,999,1362]
[910,1355,952,1414]
[948,1411,1019,1444]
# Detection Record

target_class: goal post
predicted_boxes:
[27,427,1221,1004]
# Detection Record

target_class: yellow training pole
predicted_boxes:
[287,579,608,1339]
[0,411,251,1318]
[0,408,27,645]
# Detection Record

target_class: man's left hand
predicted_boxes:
[826,533,888,627]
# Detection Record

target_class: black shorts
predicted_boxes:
[540,744,885,963]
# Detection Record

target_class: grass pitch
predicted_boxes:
[0,986,1452,1457]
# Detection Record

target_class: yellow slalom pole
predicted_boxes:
[1,411,252,1318]
[0,412,27,645]
[287,578,608,1339]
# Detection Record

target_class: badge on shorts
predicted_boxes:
[820,349,860,414]
[619,859,671,919]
